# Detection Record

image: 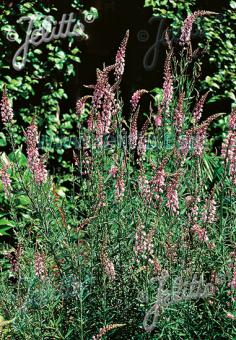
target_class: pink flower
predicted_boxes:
[178,131,192,155]
[162,51,173,110]
[191,224,209,242]
[229,108,236,130]
[180,11,217,46]
[130,89,148,112]
[226,313,235,320]
[0,85,13,125]
[76,95,91,116]
[0,163,11,198]
[187,196,201,222]
[101,250,116,281]
[114,30,129,80]
[87,112,94,131]
[194,126,207,156]
[154,114,162,127]
[34,251,47,281]
[166,174,179,215]
[137,120,148,158]
[129,109,139,150]
[134,224,155,264]
[109,166,118,178]
[150,166,165,201]
[193,92,209,122]
[138,169,151,203]
[88,65,118,138]
[222,109,236,184]
[25,122,47,184]
[230,270,236,289]
[202,197,216,224]
[134,224,147,258]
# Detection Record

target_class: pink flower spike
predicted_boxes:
[130,89,148,112]
[34,251,47,281]
[129,108,139,150]
[114,30,129,80]
[202,197,216,224]
[25,121,48,184]
[76,95,91,116]
[193,92,209,122]
[194,126,207,156]
[162,51,173,110]
[166,174,179,215]
[154,114,162,127]
[0,85,13,125]
[109,165,118,178]
[180,11,218,46]
[0,163,11,198]
[192,224,209,242]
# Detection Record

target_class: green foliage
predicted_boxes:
[0,1,98,176]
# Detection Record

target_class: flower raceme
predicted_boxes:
[82,31,129,141]
[222,109,236,184]
[193,92,209,122]
[0,85,13,125]
[162,50,173,110]
[129,108,139,150]
[25,122,47,184]
[166,174,179,215]
[34,251,47,281]
[130,89,148,112]
[180,11,218,46]
[114,30,129,81]
[100,248,116,282]
[92,324,126,340]
[0,163,11,198]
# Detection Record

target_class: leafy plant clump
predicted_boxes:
[0,12,236,339]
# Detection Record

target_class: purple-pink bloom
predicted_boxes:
[180,11,217,46]
[222,110,236,184]
[109,165,118,178]
[166,174,179,215]
[192,224,209,242]
[162,51,173,110]
[193,92,209,122]
[154,114,162,127]
[25,122,47,184]
[114,30,129,81]
[130,89,148,112]
[194,126,207,156]
[129,109,139,150]
[0,163,11,198]
[76,95,91,116]
[202,197,216,224]
[178,131,192,156]
[137,120,148,158]
[138,170,151,203]
[0,85,13,125]
[150,166,166,201]
[34,251,47,281]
